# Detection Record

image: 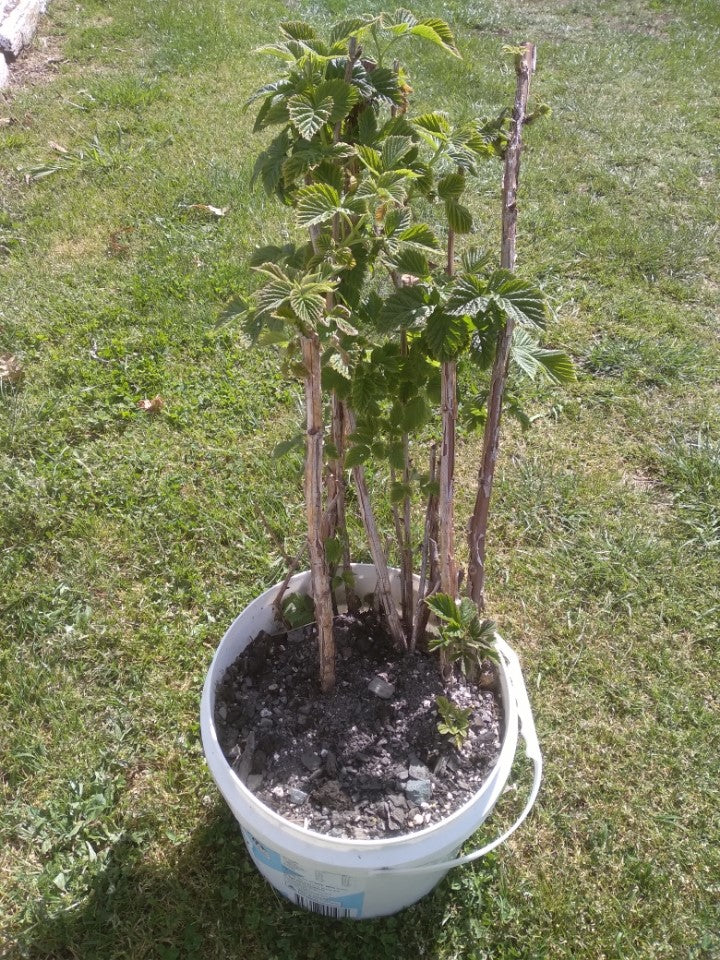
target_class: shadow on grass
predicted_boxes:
[19,803,501,960]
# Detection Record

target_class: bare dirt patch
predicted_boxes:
[6,32,66,87]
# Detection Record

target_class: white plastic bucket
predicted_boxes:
[201,564,542,919]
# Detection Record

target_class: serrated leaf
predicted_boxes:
[446,273,490,316]
[425,592,460,624]
[410,18,461,57]
[322,364,352,398]
[216,296,249,327]
[251,129,291,195]
[328,351,350,378]
[391,247,430,277]
[381,135,414,170]
[287,272,337,327]
[401,394,429,431]
[314,159,344,193]
[356,144,382,173]
[445,200,473,233]
[511,327,575,383]
[249,244,286,267]
[280,20,318,41]
[245,77,295,107]
[289,288,326,327]
[255,97,291,132]
[283,140,354,182]
[356,105,378,144]
[488,271,548,328]
[384,207,412,237]
[288,94,333,139]
[330,16,377,44]
[336,242,369,309]
[345,444,371,468]
[425,309,470,360]
[438,172,465,201]
[388,480,405,504]
[469,329,496,370]
[351,369,381,413]
[325,535,343,567]
[255,42,297,62]
[461,247,493,274]
[391,8,418,27]
[412,112,450,135]
[378,285,433,332]
[316,79,361,124]
[357,171,411,205]
[281,592,315,629]
[296,183,343,228]
[398,223,439,250]
[366,66,402,104]
[257,278,293,315]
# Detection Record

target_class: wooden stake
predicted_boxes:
[301,334,336,693]
[468,42,536,609]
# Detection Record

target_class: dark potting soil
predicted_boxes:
[213,610,503,839]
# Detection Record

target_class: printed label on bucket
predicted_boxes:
[242,830,365,918]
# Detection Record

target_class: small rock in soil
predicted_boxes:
[289,788,309,805]
[409,761,432,781]
[234,732,255,784]
[301,750,322,772]
[368,676,395,699]
[405,779,433,805]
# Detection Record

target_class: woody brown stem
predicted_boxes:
[389,466,407,623]
[438,226,458,600]
[468,42,536,610]
[301,334,336,693]
[345,406,406,649]
[399,330,414,644]
[333,397,359,612]
[412,443,438,650]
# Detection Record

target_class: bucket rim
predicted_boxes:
[201,564,519,851]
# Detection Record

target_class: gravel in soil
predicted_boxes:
[213,610,503,839]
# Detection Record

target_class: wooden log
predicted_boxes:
[0,0,49,60]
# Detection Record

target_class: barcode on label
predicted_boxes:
[294,894,352,918]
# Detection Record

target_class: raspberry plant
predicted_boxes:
[233,12,573,692]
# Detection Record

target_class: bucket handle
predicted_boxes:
[373,636,542,876]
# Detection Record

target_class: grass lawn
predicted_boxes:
[1,0,719,957]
